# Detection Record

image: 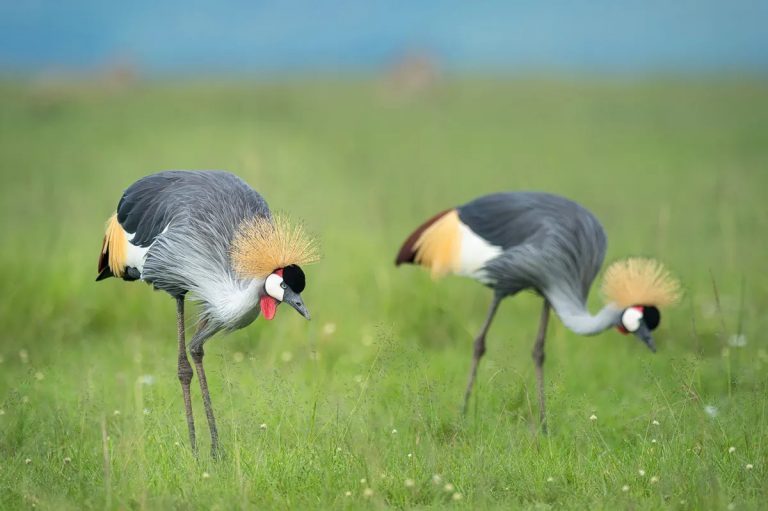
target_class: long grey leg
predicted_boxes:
[462,293,503,414]
[176,296,196,453]
[532,300,551,434]
[191,346,219,458]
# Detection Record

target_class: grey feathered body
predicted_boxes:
[457,192,612,330]
[117,171,272,337]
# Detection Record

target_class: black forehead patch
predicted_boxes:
[643,306,661,330]
[282,265,306,293]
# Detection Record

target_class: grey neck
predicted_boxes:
[546,290,622,336]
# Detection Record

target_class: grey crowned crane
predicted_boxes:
[96,170,319,456]
[395,192,680,430]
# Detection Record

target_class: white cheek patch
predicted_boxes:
[622,308,643,332]
[265,274,285,301]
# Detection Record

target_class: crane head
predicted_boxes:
[617,305,661,352]
[260,265,311,321]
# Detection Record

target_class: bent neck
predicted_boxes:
[546,290,621,336]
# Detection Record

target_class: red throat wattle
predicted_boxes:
[260,295,278,320]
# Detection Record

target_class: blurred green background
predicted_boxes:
[2,1,768,509]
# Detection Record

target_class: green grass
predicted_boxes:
[0,77,767,510]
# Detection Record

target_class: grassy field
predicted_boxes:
[0,77,766,510]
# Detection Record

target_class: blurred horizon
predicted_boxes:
[2,1,767,78]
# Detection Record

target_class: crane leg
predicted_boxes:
[191,347,219,458]
[175,296,196,453]
[532,300,551,434]
[462,294,502,414]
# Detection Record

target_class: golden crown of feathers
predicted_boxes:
[231,214,320,278]
[601,257,681,308]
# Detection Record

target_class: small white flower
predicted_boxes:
[260,423,267,430]
[362,488,374,498]
[728,446,736,454]
[143,408,150,415]
[621,485,629,492]
[444,483,455,492]
[21,396,29,404]
[391,429,397,434]
[704,404,719,418]
[34,372,44,381]
[407,453,412,458]
[651,438,658,444]
[344,491,352,497]
[638,469,646,476]
[652,419,660,426]
[63,457,72,464]
[452,492,463,501]
[432,474,442,484]
[728,334,747,347]
[25,458,32,465]
[233,352,245,363]
[113,410,121,416]
[360,478,367,484]
[746,464,754,470]
[174,441,180,447]
[336,447,342,452]
[650,476,659,484]
[138,374,155,385]
[546,477,554,483]
[280,351,293,362]
[404,478,415,488]
[589,414,597,421]
[202,472,210,479]
[322,323,337,336]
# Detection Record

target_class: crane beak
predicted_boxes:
[282,288,311,320]
[632,322,656,353]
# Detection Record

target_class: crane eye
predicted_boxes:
[280,282,287,289]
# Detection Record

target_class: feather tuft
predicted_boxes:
[231,214,320,278]
[101,213,126,278]
[601,257,681,308]
[412,209,461,279]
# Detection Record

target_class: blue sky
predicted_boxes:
[1,0,767,75]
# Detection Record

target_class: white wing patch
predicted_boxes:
[456,222,503,283]
[124,225,168,276]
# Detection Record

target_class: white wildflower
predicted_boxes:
[138,374,155,385]
[391,429,398,434]
[202,472,210,479]
[260,423,267,430]
[25,458,32,465]
[589,414,597,421]
[404,478,415,488]
[344,491,352,497]
[728,334,747,347]
[363,488,373,498]
[34,372,44,381]
[621,485,629,492]
[432,474,442,484]
[444,483,455,492]
[704,405,718,418]
[652,419,660,426]
[728,446,736,454]
[638,469,646,476]
[452,492,463,501]
[650,476,659,484]
[63,457,72,464]
[746,464,753,470]
[546,476,554,483]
